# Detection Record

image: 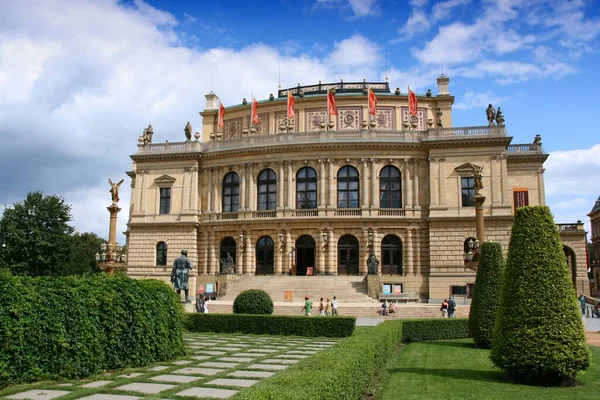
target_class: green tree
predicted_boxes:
[0,191,74,276]
[468,241,504,349]
[490,206,590,384]
[65,232,105,275]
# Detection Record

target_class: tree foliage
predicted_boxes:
[468,242,504,349]
[490,206,590,384]
[233,289,274,315]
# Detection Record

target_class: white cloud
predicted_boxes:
[454,91,509,110]
[432,0,471,21]
[397,8,430,39]
[314,0,379,18]
[325,34,381,77]
[183,12,197,23]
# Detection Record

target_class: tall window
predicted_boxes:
[337,166,359,208]
[513,189,529,212]
[257,169,277,210]
[380,166,402,208]
[255,236,274,275]
[296,167,317,209]
[222,172,240,212]
[159,187,171,214]
[461,177,475,207]
[381,235,402,274]
[156,242,167,266]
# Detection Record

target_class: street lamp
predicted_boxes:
[463,238,480,270]
[95,242,127,273]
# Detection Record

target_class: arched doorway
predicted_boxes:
[563,245,577,289]
[338,235,359,275]
[295,235,315,276]
[256,236,274,275]
[220,237,237,274]
[381,235,402,274]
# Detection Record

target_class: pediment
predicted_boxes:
[154,175,176,185]
[455,163,481,174]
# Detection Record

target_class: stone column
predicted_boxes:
[318,159,326,209]
[245,231,253,275]
[136,170,147,213]
[285,229,292,275]
[404,159,413,208]
[370,158,378,208]
[287,161,294,209]
[248,163,255,211]
[328,159,336,208]
[538,167,546,206]
[500,155,508,205]
[139,170,148,213]
[413,159,420,209]
[406,228,413,275]
[414,227,421,275]
[327,229,335,275]
[206,168,213,213]
[182,168,189,212]
[213,167,221,213]
[438,158,446,206]
[361,158,369,208]
[107,204,121,251]
[475,194,486,243]
[278,161,285,209]
[428,159,438,207]
[490,156,498,204]
[201,230,208,274]
[360,228,369,275]
[209,231,216,275]
[318,229,326,275]
[239,164,246,211]
[275,231,283,275]
[192,166,199,212]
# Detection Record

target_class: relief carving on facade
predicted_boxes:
[338,108,360,130]
[224,119,242,139]
[248,115,269,135]
[306,110,327,131]
[276,113,295,132]
[372,108,393,129]
[401,108,426,130]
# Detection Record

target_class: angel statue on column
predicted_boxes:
[108,178,124,204]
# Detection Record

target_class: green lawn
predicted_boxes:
[380,339,600,400]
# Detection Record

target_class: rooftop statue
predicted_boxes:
[108,178,124,204]
[184,121,192,140]
[495,107,505,126]
[486,104,496,126]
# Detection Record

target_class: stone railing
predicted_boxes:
[556,222,585,232]
[138,140,202,153]
[507,143,543,154]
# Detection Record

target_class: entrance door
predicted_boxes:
[256,236,274,275]
[338,235,359,275]
[381,235,402,274]
[295,235,315,276]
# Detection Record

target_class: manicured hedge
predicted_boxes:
[468,242,505,348]
[184,313,355,338]
[491,206,590,384]
[0,271,185,388]
[233,289,274,315]
[402,318,469,342]
[234,320,403,400]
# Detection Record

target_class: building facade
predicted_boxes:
[589,197,600,296]
[125,76,589,302]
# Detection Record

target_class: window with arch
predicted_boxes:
[257,169,277,210]
[222,172,240,213]
[156,242,167,266]
[380,165,402,208]
[296,167,317,209]
[256,236,274,275]
[337,165,359,208]
[381,235,402,274]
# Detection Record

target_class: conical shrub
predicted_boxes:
[490,206,589,384]
[468,242,504,349]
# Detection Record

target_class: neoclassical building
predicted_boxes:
[589,197,600,296]
[125,76,589,302]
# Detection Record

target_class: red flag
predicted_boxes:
[218,103,225,128]
[327,90,337,116]
[287,91,295,119]
[251,97,259,125]
[408,87,418,116]
[368,88,378,116]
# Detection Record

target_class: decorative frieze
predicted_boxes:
[224,118,242,139]
[371,108,394,129]
[338,108,361,130]
[306,110,327,131]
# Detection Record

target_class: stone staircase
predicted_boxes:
[219,275,373,304]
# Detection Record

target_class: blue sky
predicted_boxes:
[1,0,599,243]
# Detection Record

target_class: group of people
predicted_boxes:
[195,292,209,313]
[302,296,338,316]
[440,297,457,318]
[380,301,396,316]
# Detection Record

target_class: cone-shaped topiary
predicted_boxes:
[233,289,274,315]
[490,206,590,384]
[468,241,504,349]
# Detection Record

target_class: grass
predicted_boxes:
[380,339,600,400]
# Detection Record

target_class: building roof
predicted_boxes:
[590,196,600,215]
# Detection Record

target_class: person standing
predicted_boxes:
[319,297,325,316]
[579,295,587,315]
[332,296,338,315]
[196,292,205,313]
[325,298,332,316]
[440,299,449,318]
[170,249,194,303]
[448,297,456,318]
[302,296,313,316]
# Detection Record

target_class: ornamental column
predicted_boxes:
[287,161,294,209]
[247,163,255,211]
[207,168,213,213]
[370,158,378,208]
[327,228,335,275]
[413,159,420,209]
[201,230,208,274]
[318,229,327,275]
[318,159,326,209]
[208,231,217,275]
[239,164,246,211]
[406,228,413,275]
[404,159,413,208]
[328,159,336,208]
[275,230,284,275]
[278,161,285,209]
[361,158,369,209]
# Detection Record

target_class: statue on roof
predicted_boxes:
[435,107,443,128]
[184,121,192,141]
[138,124,153,145]
[495,107,505,126]
[486,104,496,126]
[108,178,124,204]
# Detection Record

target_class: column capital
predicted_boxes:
[369,158,378,163]
[538,167,546,174]
[327,158,336,164]
[318,159,326,164]
[361,158,369,164]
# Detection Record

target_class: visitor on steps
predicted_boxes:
[319,298,325,316]
[381,301,388,316]
[325,298,332,316]
[302,296,313,316]
[388,302,395,315]
[447,297,456,318]
[332,296,338,315]
[196,292,205,313]
[440,299,449,318]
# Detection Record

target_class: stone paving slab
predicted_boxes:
[150,374,202,383]
[6,390,71,400]
[247,364,289,371]
[205,378,259,388]
[199,361,240,368]
[173,367,225,376]
[175,387,239,399]
[276,354,308,359]
[231,352,267,357]
[191,355,213,361]
[228,370,275,378]
[218,357,256,362]
[78,395,141,400]
[211,347,243,351]
[81,380,112,388]
[262,358,299,364]
[149,366,170,371]
[115,382,175,394]
[287,350,317,354]
[56,384,73,387]
[195,350,227,355]
[245,349,278,353]
[118,372,144,378]
[172,360,193,365]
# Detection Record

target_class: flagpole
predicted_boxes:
[250,93,254,129]
[327,89,330,130]
[367,87,370,130]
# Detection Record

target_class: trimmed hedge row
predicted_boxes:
[0,272,185,388]
[233,320,404,400]
[184,313,355,338]
[401,318,469,342]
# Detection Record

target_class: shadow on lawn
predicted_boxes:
[389,367,507,383]
[414,340,480,349]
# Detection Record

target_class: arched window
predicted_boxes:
[338,235,359,275]
[381,235,402,274]
[256,236,274,275]
[296,167,317,209]
[156,242,167,266]
[257,169,277,210]
[220,237,237,274]
[222,172,240,213]
[337,166,359,208]
[380,166,402,208]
